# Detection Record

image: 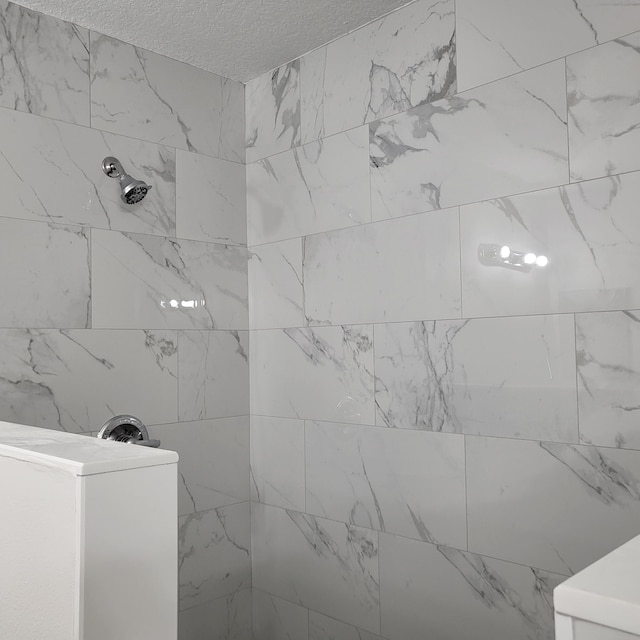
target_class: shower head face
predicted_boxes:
[120,176,152,204]
[102,156,152,205]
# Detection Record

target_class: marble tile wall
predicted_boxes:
[0,3,249,639]
[247,1,640,639]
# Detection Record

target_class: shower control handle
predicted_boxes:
[125,436,161,448]
[97,415,161,448]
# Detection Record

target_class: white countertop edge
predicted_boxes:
[0,422,178,476]
[555,584,640,637]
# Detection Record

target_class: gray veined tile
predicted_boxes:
[466,436,640,575]
[91,230,248,330]
[305,421,467,548]
[0,1,90,125]
[178,331,249,422]
[179,591,252,640]
[309,611,385,640]
[0,108,175,236]
[250,415,305,511]
[370,60,568,221]
[374,316,578,442]
[568,31,640,181]
[379,533,563,640]
[0,329,178,433]
[576,310,640,450]
[245,61,300,163]
[461,170,640,317]
[302,209,461,326]
[246,126,370,246]
[250,326,375,425]
[252,589,309,640]
[179,502,251,610]
[0,218,90,328]
[176,150,246,246]
[248,238,305,330]
[456,0,640,92]
[90,32,244,161]
[299,0,456,142]
[252,503,380,634]
[148,417,249,516]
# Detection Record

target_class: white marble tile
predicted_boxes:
[375,316,578,442]
[370,60,569,221]
[248,239,304,330]
[456,0,640,92]
[176,150,245,246]
[379,533,563,640]
[179,590,252,640]
[247,126,370,245]
[250,326,375,425]
[0,1,89,125]
[576,310,640,450]
[0,218,89,328]
[466,436,640,575]
[309,612,385,640]
[460,171,640,317]
[252,589,308,640]
[179,502,251,610]
[90,33,244,161]
[568,31,640,181]
[300,0,456,141]
[178,331,249,421]
[245,61,300,163]
[148,417,249,516]
[303,209,461,326]
[91,230,248,330]
[252,503,380,633]
[0,108,175,236]
[250,415,305,511]
[0,329,177,432]
[306,422,466,547]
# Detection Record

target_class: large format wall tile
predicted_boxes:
[576,310,640,450]
[246,126,370,245]
[90,33,244,161]
[250,326,375,425]
[309,612,385,640]
[176,150,246,246]
[253,589,309,640]
[456,0,640,92]
[568,31,640,181]
[0,109,175,236]
[179,590,252,640]
[0,218,89,328]
[303,210,461,325]
[461,171,640,317]
[305,422,466,547]
[92,231,248,330]
[252,503,380,633]
[370,60,568,220]
[0,1,89,125]
[250,415,305,511]
[374,316,578,442]
[379,533,563,640]
[299,0,456,142]
[248,239,304,329]
[245,61,300,163]
[148,417,249,516]
[466,436,640,575]
[178,331,249,421]
[179,502,251,610]
[0,329,177,432]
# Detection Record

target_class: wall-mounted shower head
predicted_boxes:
[102,156,153,205]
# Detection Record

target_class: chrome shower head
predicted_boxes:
[102,156,152,205]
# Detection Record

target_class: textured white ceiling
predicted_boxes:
[13,0,414,82]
